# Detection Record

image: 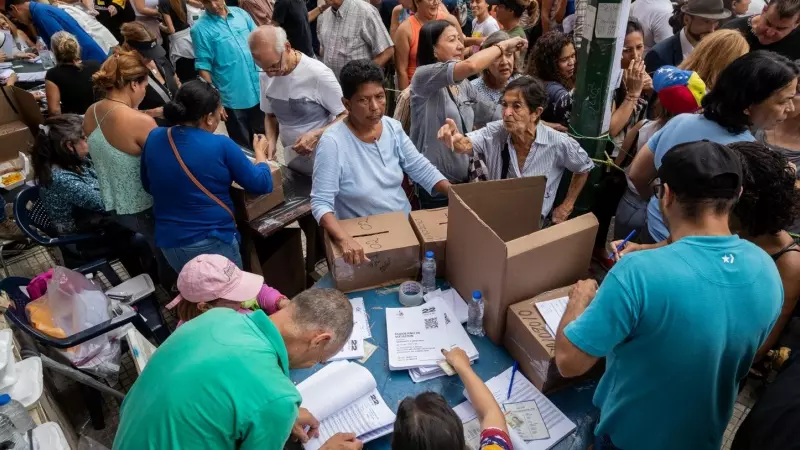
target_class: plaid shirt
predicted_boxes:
[317,0,393,78]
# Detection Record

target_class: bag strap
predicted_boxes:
[501,141,511,179]
[445,86,469,134]
[167,127,235,221]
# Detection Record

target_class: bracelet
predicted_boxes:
[625,95,640,102]
[492,43,504,54]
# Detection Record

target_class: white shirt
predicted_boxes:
[56,4,118,54]
[259,54,345,175]
[679,29,694,60]
[746,0,766,16]
[471,15,500,54]
[631,0,674,52]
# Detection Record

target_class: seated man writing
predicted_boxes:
[114,285,361,450]
[436,76,594,224]
[249,25,347,175]
[311,60,451,266]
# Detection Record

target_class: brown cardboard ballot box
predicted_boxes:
[505,286,604,392]
[324,212,420,292]
[409,207,447,277]
[231,161,285,221]
[446,177,599,344]
[0,86,44,163]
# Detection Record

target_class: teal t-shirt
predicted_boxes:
[565,235,783,450]
[113,308,302,450]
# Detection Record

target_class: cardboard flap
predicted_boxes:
[9,87,43,133]
[450,177,545,242]
[506,213,599,257]
[231,160,283,193]
[409,207,448,242]
[334,212,418,256]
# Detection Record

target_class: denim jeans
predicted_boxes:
[161,236,243,273]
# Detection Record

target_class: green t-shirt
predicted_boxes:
[113,309,301,450]
[507,25,526,39]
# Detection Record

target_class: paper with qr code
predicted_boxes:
[503,401,550,441]
[326,297,371,362]
[386,303,448,370]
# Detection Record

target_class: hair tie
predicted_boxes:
[39,124,50,136]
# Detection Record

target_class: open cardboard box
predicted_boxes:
[446,177,599,343]
[231,160,285,221]
[0,86,44,163]
[324,211,420,293]
[505,285,604,392]
[409,207,447,277]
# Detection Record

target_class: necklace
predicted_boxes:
[104,97,131,108]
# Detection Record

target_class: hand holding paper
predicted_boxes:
[292,408,320,443]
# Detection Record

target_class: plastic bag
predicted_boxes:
[25,267,120,380]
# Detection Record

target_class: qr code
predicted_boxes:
[424,317,439,330]
[349,340,358,351]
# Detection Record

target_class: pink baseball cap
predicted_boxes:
[165,254,264,309]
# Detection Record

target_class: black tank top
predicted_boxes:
[770,241,800,262]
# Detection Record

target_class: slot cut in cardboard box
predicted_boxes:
[231,160,285,221]
[324,212,420,293]
[446,176,599,343]
[505,286,604,393]
[409,207,447,277]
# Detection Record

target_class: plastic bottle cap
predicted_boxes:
[472,290,482,300]
[0,394,11,406]
[425,251,434,258]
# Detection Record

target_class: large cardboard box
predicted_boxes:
[231,160,285,221]
[324,212,420,292]
[409,207,447,277]
[504,286,603,392]
[0,86,44,163]
[446,177,599,343]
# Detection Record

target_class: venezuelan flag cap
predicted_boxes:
[653,66,707,116]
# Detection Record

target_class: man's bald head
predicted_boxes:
[249,25,290,73]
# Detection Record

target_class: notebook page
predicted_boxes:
[298,362,377,421]
[534,297,568,337]
[304,389,396,450]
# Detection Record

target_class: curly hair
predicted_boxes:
[729,141,800,237]
[527,31,575,90]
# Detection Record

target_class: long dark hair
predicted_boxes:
[703,51,799,133]
[163,80,221,125]
[417,20,455,67]
[32,115,86,187]
[528,31,575,90]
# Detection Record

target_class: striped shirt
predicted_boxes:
[467,120,594,216]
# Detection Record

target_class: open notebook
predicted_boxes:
[453,366,576,450]
[297,361,395,450]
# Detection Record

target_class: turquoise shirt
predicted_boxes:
[565,235,783,450]
[191,7,260,109]
[113,309,301,450]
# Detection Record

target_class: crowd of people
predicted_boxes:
[0,0,796,448]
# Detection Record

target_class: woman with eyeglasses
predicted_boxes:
[394,0,462,90]
[410,19,525,208]
[140,80,274,272]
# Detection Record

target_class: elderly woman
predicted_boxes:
[470,31,520,103]
[45,31,101,115]
[312,60,451,265]
[437,76,593,224]
[410,20,525,207]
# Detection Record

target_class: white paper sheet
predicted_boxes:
[410,296,479,379]
[503,401,550,441]
[386,303,448,370]
[304,389,396,450]
[454,367,576,450]
[298,361,375,421]
[327,337,364,362]
[17,71,46,82]
[326,298,371,361]
[424,288,469,324]
[534,297,568,338]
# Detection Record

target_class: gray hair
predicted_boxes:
[248,25,288,54]
[291,288,354,349]
[480,30,511,50]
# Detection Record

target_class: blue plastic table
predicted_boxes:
[291,275,600,449]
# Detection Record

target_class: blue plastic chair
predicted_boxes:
[13,185,103,248]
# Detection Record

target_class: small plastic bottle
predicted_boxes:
[0,394,34,434]
[37,37,56,70]
[466,290,485,337]
[421,251,436,294]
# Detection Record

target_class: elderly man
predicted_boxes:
[192,0,264,149]
[249,25,346,175]
[437,76,593,224]
[317,0,394,78]
[722,0,800,60]
[114,285,362,450]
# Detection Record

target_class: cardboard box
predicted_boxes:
[446,177,598,343]
[505,286,604,392]
[0,86,43,162]
[324,212,420,292]
[231,161,285,221]
[409,207,447,277]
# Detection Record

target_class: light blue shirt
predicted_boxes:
[565,235,782,450]
[191,7,260,109]
[311,117,447,222]
[645,114,754,241]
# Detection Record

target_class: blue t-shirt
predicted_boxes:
[564,235,783,450]
[645,114,754,241]
[140,126,273,249]
[30,2,108,63]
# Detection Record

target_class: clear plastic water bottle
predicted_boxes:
[421,250,436,294]
[0,414,27,450]
[0,394,34,434]
[37,37,56,70]
[466,290,485,337]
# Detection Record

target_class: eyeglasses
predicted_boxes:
[257,52,284,74]
[652,182,664,199]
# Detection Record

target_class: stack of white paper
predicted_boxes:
[423,288,469,323]
[453,367,576,450]
[328,298,371,361]
[298,361,396,450]
[534,297,568,338]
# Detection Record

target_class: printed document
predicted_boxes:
[386,303,448,370]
